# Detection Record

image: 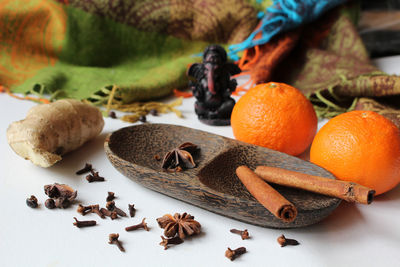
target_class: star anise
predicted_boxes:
[156,212,201,239]
[161,142,198,171]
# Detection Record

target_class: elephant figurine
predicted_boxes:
[187,45,241,126]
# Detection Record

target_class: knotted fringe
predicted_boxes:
[0,85,50,104]
[88,85,184,122]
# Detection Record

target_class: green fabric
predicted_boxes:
[12,6,207,104]
[2,0,263,104]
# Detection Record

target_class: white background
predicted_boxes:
[1,56,400,267]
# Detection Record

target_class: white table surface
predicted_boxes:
[1,56,400,267]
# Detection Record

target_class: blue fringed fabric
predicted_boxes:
[228,0,347,60]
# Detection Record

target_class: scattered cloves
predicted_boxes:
[26,195,38,208]
[106,192,115,202]
[45,198,56,209]
[86,170,105,183]
[277,234,299,247]
[77,204,105,218]
[125,218,149,231]
[73,217,96,228]
[91,204,105,219]
[76,163,93,175]
[106,201,127,217]
[159,236,183,250]
[100,208,118,220]
[108,233,125,252]
[230,229,250,240]
[225,247,247,261]
[128,204,136,217]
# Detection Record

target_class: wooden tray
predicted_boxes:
[104,124,341,228]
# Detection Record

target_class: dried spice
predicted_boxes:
[73,217,96,228]
[45,198,56,209]
[86,170,105,183]
[161,143,199,171]
[76,163,93,175]
[108,233,125,252]
[100,208,118,220]
[26,195,38,208]
[159,236,183,250]
[125,218,149,232]
[44,183,77,200]
[156,212,201,239]
[44,183,77,209]
[225,247,246,261]
[128,204,136,217]
[277,234,299,247]
[139,115,147,123]
[149,109,158,116]
[55,197,71,209]
[106,192,115,202]
[109,111,117,119]
[106,201,127,217]
[230,229,250,240]
[117,97,183,123]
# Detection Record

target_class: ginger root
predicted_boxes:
[7,99,104,167]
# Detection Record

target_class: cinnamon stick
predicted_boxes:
[255,166,375,204]
[236,166,297,223]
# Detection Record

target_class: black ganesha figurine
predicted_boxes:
[187,45,241,126]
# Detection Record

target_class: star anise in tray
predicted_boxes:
[156,212,201,239]
[161,142,199,171]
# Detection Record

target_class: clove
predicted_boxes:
[128,204,136,217]
[86,170,105,183]
[100,208,118,220]
[159,236,183,250]
[109,111,117,119]
[108,233,125,252]
[106,201,127,217]
[76,163,93,175]
[77,204,91,215]
[45,198,56,209]
[26,195,38,208]
[225,247,247,261]
[125,218,149,231]
[149,109,158,116]
[277,234,299,247]
[77,204,105,218]
[73,217,96,228]
[139,115,147,123]
[90,204,105,219]
[230,229,250,240]
[106,192,115,202]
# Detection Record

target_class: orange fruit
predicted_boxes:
[231,82,317,156]
[310,110,400,195]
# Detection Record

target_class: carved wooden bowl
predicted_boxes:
[104,124,341,228]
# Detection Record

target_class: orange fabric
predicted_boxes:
[234,30,300,94]
[0,0,66,88]
[173,88,193,98]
